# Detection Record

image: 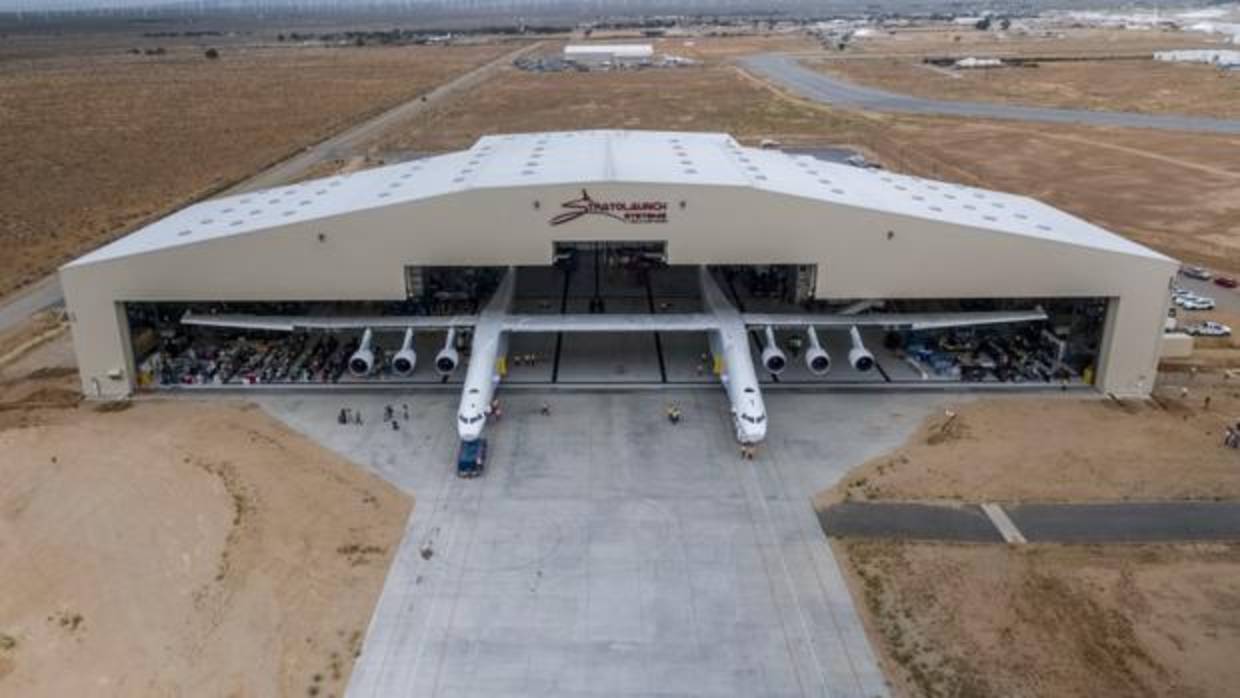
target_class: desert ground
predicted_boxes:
[814,315,1240,696]
[810,57,1240,119]
[4,22,1240,698]
[839,539,1240,698]
[823,387,1240,505]
[0,326,412,697]
[0,36,512,300]
[363,34,1240,274]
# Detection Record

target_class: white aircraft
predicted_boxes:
[182,266,1046,446]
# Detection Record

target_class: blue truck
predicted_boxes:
[456,438,487,478]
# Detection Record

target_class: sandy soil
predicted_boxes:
[654,34,820,62]
[844,115,1240,274]
[376,60,877,152]
[838,539,1240,698]
[0,384,411,697]
[811,57,1240,120]
[0,39,509,300]
[367,33,1240,274]
[823,384,1240,505]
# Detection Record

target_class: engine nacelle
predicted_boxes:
[848,326,876,372]
[348,328,375,377]
[435,327,459,376]
[391,328,417,376]
[760,326,787,375]
[804,326,831,376]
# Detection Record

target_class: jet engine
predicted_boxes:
[804,326,831,376]
[848,326,876,372]
[391,328,417,376]
[435,327,460,376]
[760,326,787,375]
[348,328,375,377]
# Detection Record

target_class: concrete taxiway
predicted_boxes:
[743,53,1240,135]
[260,389,944,697]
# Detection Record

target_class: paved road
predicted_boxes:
[820,502,1003,543]
[1009,502,1240,543]
[0,41,541,334]
[0,275,62,333]
[742,53,1240,135]
[1175,274,1240,318]
[821,500,1240,543]
[262,390,945,698]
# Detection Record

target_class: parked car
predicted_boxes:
[1215,276,1238,289]
[1182,297,1216,311]
[1187,321,1232,337]
[1182,265,1212,281]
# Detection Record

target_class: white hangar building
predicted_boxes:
[563,43,654,65]
[61,130,1176,406]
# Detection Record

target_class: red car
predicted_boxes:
[1215,277,1238,289]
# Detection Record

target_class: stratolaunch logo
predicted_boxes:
[550,189,668,226]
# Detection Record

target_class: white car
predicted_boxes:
[1182,297,1216,311]
[1189,321,1231,337]
[1182,266,1212,281]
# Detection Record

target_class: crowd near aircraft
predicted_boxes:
[183,267,1045,445]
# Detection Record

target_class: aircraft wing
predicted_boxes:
[742,308,1047,331]
[180,311,478,332]
[502,313,720,333]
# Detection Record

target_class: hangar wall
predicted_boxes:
[61,183,1177,398]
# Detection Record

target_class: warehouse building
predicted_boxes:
[563,43,653,66]
[61,130,1175,403]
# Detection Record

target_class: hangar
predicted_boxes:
[60,130,1176,441]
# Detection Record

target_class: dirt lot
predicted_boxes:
[839,540,1240,698]
[824,378,1240,505]
[835,115,1240,274]
[365,34,1239,274]
[0,319,411,697]
[0,39,510,300]
[810,57,1240,119]
[0,390,411,697]
[375,60,867,153]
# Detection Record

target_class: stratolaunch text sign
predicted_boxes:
[550,189,668,226]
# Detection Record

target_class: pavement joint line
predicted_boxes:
[981,502,1027,545]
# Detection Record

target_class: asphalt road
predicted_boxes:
[821,501,1240,543]
[742,53,1240,135]
[0,275,62,333]
[0,41,542,334]
[819,502,1003,543]
[1175,274,1240,318]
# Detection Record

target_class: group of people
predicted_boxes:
[337,403,411,431]
[334,398,758,457]
[487,399,552,420]
[511,354,547,368]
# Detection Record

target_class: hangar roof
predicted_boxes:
[68,129,1169,267]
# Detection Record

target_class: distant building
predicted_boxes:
[954,57,1004,69]
[563,43,653,67]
